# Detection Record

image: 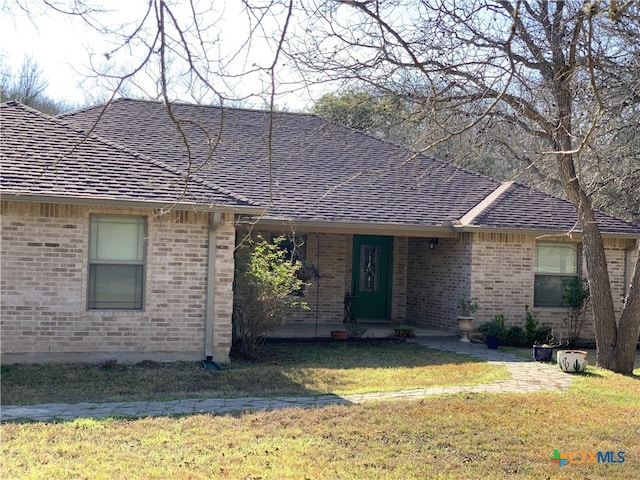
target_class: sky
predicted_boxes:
[1,1,321,110]
[1,1,126,105]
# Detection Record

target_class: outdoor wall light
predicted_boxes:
[429,238,439,250]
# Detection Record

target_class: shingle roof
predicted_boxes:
[50,97,640,235]
[470,182,640,235]
[59,98,502,227]
[1,102,258,210]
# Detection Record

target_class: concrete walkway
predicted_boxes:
[0,338,573,423]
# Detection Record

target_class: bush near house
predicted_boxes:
[479,307,552,347]
[524,305,553,345]
[232,236,308,359]
[478,314,508,343]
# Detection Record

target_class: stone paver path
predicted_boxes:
[0,338,573,422]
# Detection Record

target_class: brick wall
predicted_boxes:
[470,233,634,342]
[309,233,351,324]
[407,230,636,341]
[469,232,534,328]
[406,235,473,331]
[391,237,408,323]
[0,201,235,364]
[211,213,236,362]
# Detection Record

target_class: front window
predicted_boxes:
[88,215,146,310]
[534,242,578,307]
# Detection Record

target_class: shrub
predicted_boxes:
[393,325,415,338]
[562,277,590,345]
[524,305,552,345]
[458,295,478,316]
[481,314,536,347]
[232,235,308,359]
[478,315,507,342]
[504,326,528,347]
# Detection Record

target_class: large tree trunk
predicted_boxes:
[553,76,634,372]
[574,193,617,367]
[612,248,640,373]
[551,29,639,373]
[582,215,639,374]
[559,153,640,373]
[557,155,614,364]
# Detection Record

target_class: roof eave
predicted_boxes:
[454,224,640,239]
[1,193,265,214]
[238,217,458,238]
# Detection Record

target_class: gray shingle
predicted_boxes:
[1,102,258,210]
[472,183,640,235]
[54,98,640,235]
[59,98,501,227]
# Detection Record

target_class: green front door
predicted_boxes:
[351,235,393,320]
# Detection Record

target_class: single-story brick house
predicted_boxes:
[2,99,639,364]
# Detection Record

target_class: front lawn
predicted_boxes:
[2,368,639,479]
[3,341,638,479]
[1,341,508,405]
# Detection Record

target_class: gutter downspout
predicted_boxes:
[204,212,222,360]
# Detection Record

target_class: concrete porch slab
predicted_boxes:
[267,322,453,339]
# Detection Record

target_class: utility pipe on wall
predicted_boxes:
[204,212,222,360]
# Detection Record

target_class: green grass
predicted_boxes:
[1,341,509,405]
[2,366,639,479]
[3,342,638,479]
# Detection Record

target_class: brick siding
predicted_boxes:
[407,235,473,331]
[3,198,633,365]
[1,201,235,364]
[407,231,635,341]
[391,237,408,323]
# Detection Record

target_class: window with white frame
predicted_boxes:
[88,215,146,310]
[534,242,579,307]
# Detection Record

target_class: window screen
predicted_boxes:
[534,242,578,307]
[88,216,145,309]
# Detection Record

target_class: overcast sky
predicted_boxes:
[1,2,102,105]
[1,1,321,110]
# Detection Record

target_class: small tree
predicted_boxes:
[563,277,591,345]
[232,235,308,359]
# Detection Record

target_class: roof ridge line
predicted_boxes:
[58,97,318,119]
[458,181,514,226]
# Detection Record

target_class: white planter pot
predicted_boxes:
[557,350,588,373]
[457,316,473,343]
